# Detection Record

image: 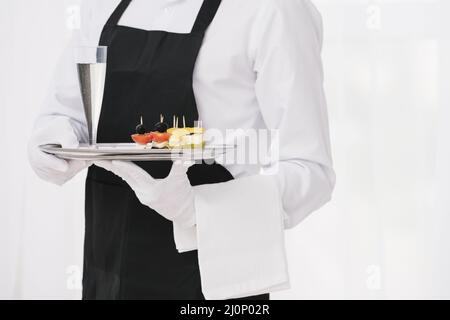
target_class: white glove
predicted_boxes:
[28,118,91,186]
[95,160,196,228]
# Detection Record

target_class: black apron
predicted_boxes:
[83,0,268,300]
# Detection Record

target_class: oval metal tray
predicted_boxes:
[40,143,235,161]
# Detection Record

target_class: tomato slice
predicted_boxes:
[131,133,153,145]
[151,132,171,143]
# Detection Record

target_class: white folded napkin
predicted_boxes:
[173,222,197,253]
[174,174,290,300]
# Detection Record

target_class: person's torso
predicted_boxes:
[80,0,268,142]
[83,0,235,300]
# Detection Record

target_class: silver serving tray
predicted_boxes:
[40,143,235,161]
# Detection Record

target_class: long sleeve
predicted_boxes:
[187,0,334,300]
[34,33,86,140]
[250,0,335,229]
[34,0,116,140]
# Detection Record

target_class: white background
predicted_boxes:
[1,0,450,299]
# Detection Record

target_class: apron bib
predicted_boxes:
[83,0,234,300]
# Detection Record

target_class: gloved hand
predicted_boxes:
[28,118,91,186]
[94,160,196,228]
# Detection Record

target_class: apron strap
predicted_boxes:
[103,0,221,34]
[105,0,132,28]
[99,0,132,45]
[191,0,222,34]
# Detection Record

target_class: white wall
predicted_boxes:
[1,0,450,299]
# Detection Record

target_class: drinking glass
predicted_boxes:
[75,46,107,145]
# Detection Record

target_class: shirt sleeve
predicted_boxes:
[249,0,335,228]
[185,0,334,299]
[33,0,116,140]
[193,0,335,229]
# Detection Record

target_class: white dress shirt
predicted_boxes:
[34,0,335,299]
